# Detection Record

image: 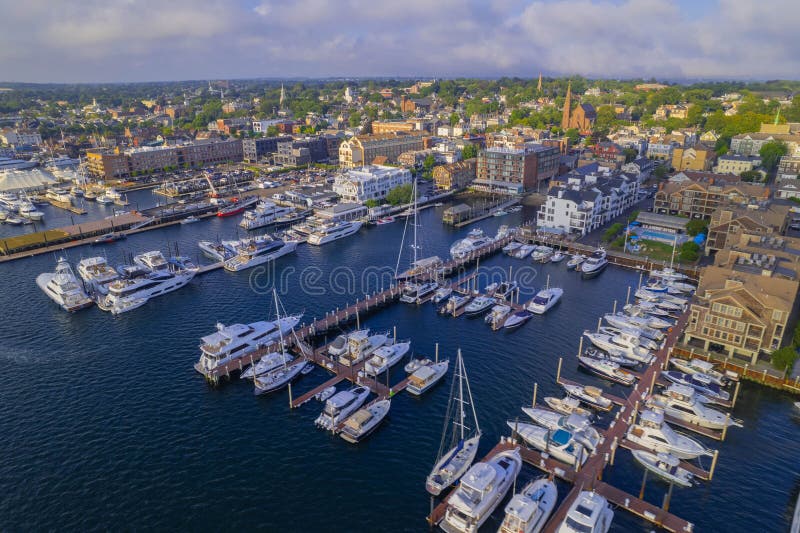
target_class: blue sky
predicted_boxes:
[0,0,797,83]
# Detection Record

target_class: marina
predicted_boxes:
[3,203,799,532]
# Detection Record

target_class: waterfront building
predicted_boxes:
[242,135,292,163]
[433,159,477,191]
[371,121,415,135]
[653,179,770,220]
[332,165,412,204]
[474,143,559,195]
[314,202,368,222]
[0,129,42,146]
[705,204,789,254]
[338,133,425,168]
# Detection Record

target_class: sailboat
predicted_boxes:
[253,289,307,396]
[425,349,482,496]
[396,179,442,295]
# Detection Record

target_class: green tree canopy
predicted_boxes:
[348,111,362,128]
[564,128,581,145]
[423,154,436,171]
[385,183,414,206]
[679,241,701,262]
[449,113,460,126]
[686,219,709,236]
[461,144,478,160]
[770,345,798,372]
[759,140,788,171]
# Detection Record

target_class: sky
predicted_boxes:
[0,0,798,83]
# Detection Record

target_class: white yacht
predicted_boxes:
[239,200,296,230]
[583,330,653,364]
[253,359,306,395]
[315,385,371,432]
[327,330,367,359]
[364,341,411,375]
[661,371,730,404]
[198,240,237,262]
[578,355,637,386]
[400,281,438,304]
[450,229,494,259]
[307,220,362,245]
[133,250,171,273]
[493,280,518,301]
[433,286,453,304]
[499,478,558,533]
[223,237,297,272]
[485,304,512,328]
[631,450,694,487]
[580,248,609,278]
[503,241,523,255]
[650,267,689,282]
[605,311,670,333]
[597,325,658,351]
[36,258,94,312]
[531,246,554,263]
[194,315,301,374]
[566,254,585,270]
[670,358,735,386]
[508,421,589,467]
[240,351,294,379]
[76,256,120,295]
[19,202,44,220]
[527,287,563,314]
[646,384,742,430]
[440,448,522,533]
[543,396,594,419]
[463,296,496,316]
[561,383,613,411]
[626,410,711,459]
[407,359,449,396]
[427,350,481,496]
[338,331,390,367]
[340,398,391,444]
[513,244,536,259]
[521,407,600,452]
[556,491,613,533]
[441,294,471,315]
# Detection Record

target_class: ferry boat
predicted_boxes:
[76,256,120,295]
[194,315,302,375]
[217,196,259,217]
[406,359,449,396]
[580,248,609,278]
[556,491,613,533]
[626,410,711,459]
[339,399,391,444]
[307,220,362,245]
[223,237,298,272]
[238,200,296,230]
[36,258,94,312]
[315,386,371,432]
[499,478,558,533]
[440,448,522,533]
[449,228,494,259]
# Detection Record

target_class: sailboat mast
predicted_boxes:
[457,349,465,441]
[412,178,418,265]
[273,288,287,367]
[461,350,481,435]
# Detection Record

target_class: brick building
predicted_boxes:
[433,159,477,190]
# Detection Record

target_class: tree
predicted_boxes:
[449,113,460,127]
[385,184,413,206]
[364,199,380,208]
[266,125,279,136]
[348,111,362,128]
[564,128,581,145]
[679,241,701,262]
[739,170,763,182]
[770,345,798,372]
[654,165,668,179]
[422,154,436,171]
[759,140,788,171]
[602,223,624,242]
[686,219,709,237]
[627,210,640,223]
[623,148,638,163]
[461,144,478,160]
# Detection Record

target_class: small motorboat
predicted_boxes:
[631,450,694,488]
[543,396,595,419]
[404,357,433,373]
[375,216,396,225]
[485,304,512,328]
[92,232,127,245]
[583,347,639,369]
[550,251,565,263]
[315,386,336,402]
[578,355,636,386]
[670,358,735,386]
[504,309,533,329]
[181,215,200,224]
[661,371,730,404]
[339,399,391,444]
[499,477,558,533]
[504,241,523,255]
[566,254,585,270]
[562,383,613,411]
[464,296,496,316]
[301,362,315,375]
[433,286,453,304]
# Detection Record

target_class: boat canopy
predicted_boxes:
[345,408,372,430]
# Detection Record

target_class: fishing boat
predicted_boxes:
[180,215,200,224]
[521,407,600,452]
[578,355,637,386]
[661,371,730,404]
[407,359,449,396]
[253,359,306,395]
[463,296,496,316]
[433,286,453,304]
[543,396,594,419]
[400,281,438,304]
[338,331,390,367]
[426,350,482,496]
[527,286,563,315]
[626,410,711,459]
[580,248,608,278]
[631,450,694,487]
[504,309,534,329]
[566,254,585,270]
[439,448,522,533]
[555,491,613,533]
[670,358,736,386]
[646,384,742,430]
[363,341,411,375]
[513,244,536,259]
[485,304,512,328]
[315,386,371,432]
[440,294,471,315]
[561,383,613,411]
[240,351,294,379]
[508,421,589,467]
[499,478,558,533]
[36,258,94,312]
[339,398,391,443]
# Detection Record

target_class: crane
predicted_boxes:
[203,172,221,204]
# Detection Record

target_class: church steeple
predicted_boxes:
[561,81,572,130]
[537,73,542,93]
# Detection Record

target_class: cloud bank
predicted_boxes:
[0,0,797,82]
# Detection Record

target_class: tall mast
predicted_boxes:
[457,349,464,440]
[273,288,287,368]
[412,177,418,265]
[461,349,480,435]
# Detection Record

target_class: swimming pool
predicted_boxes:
[636,228,687,244]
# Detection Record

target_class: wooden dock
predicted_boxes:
[47,198,87,215]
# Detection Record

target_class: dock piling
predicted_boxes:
[556,357,563,383]
[732,381,742,408]
[532,382,538,407]
[613,300,617,314]
[709,449,719,480]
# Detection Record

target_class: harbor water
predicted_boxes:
[1,204,798,531]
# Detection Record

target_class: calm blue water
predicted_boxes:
[0,205,798,531]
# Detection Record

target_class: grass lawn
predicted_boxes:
[1,230,70,254]
[608,238,697,265]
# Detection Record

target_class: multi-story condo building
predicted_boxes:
[653,179,770,219]
[671,144,716,171]
[331,165,412,203]
[778,155,800,180]
[242,135,292,163]
[371,121,415,135]
[730,132,800,157]
[705,204,789,253]
[338,133,425,168]
[432,159,477,191]
[0,130,42,146]
[714,154,761,175]
[272,137,330,167]
[474,143,559,194]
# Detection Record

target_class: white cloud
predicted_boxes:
[0,0,798,82]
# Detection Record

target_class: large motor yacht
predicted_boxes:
[36,257,94,312]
